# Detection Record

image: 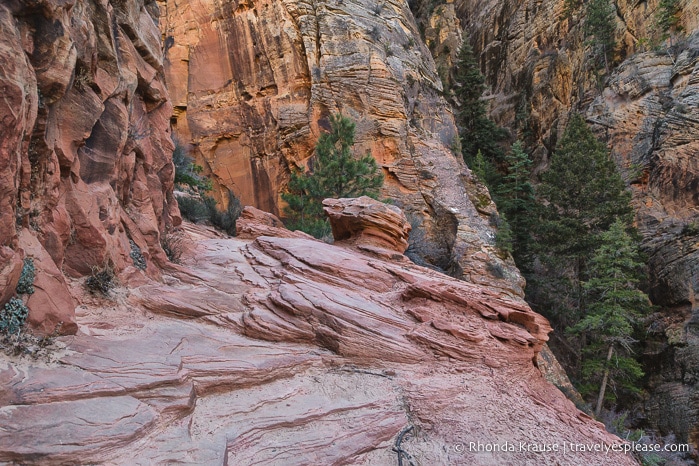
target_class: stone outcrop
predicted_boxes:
[0,218,638,465]
[323,196,411,253]
[158,0,525,298]
[236,205,314,239]
[0,0,178,334]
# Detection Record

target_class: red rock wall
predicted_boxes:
[0,0,179,334]
[158,0,525,298]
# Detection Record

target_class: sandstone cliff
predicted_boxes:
[408,0,699,447]
[157,0,525,297]
[0,202,638,465]
[0,0,179,334]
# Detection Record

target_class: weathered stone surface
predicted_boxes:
[159,0,525,298]
[412,0,699,445]
[583,33,699,447]
[323,196,411,253]
[0,247,23,308]
[0,221,637,465]
[236,205,313,240]
[18,231,77,336]
[0,0,178,305]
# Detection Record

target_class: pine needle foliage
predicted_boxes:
[282,114,384,238]
[568,220,651,414]
[452,41,507,169]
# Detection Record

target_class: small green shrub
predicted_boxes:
[1,298,29,335]
[681,221,699,237]
[176,190,242,236]
[16,257,35,295]
[85,264,117,296]
[656,0,682,33]
[129,240,147,270]
[176,195,211,223]
[173,139,213,192]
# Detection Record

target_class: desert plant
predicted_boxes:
[85,263,117,296]
[584,0,616,72]
[282,114,384,238]
[1,298,29,335]
[173,138,213,192]
[129,240,147,270]
[16,257,35,295]
[1,323,60,359]
[656,0,682,34]
[452,40,507,168]
[176,190,242,236]
[161,230,183,263]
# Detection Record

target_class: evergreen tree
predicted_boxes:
[528,114,633,356]
[568,220,651,415]
[584,0,616,72]
[495,141,535,259]
[452,40,506,169]
[537,114,632,264]
[282,114,384,238]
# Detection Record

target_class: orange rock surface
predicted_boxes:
[158,0,525,297]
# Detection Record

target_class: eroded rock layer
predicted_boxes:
[158,0,524,297]
[0,0,178,333]
[0,221,637,465]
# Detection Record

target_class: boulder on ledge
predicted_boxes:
[236,206,313,240]
[323,197,411,254]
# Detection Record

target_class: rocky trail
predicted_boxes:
[0,203,636,465]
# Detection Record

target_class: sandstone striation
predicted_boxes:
[323,196,411,253]
[0,0,178,334]
[587,31,699,446]
[158,0,525,297]
[0,218,637,465]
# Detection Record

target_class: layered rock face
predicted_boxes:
[411,0,699,445]
[158,0,524,297]
[591,32,699,448]
[0,0,178,333]
[0,206,637,465]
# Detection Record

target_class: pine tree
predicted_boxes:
[282,114,384,238]
[452,40,506,169]
[568,220,651,415]
[537,114,632,264]
[528,114,633,355]
[495,141,535,259]
[584,0,616,72]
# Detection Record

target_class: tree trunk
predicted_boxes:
[595,344,614,417]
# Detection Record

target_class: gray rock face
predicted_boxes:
[411,0,699,447]
[584,33,699,448]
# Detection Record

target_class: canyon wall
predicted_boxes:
[412,0,699,446]
[0,0,179,334]
[158,0,525,297]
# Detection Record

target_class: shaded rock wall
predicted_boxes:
[0,0,179,334]
[590,33,699,448]
[412,0,699,446]
[158,0,525,297]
